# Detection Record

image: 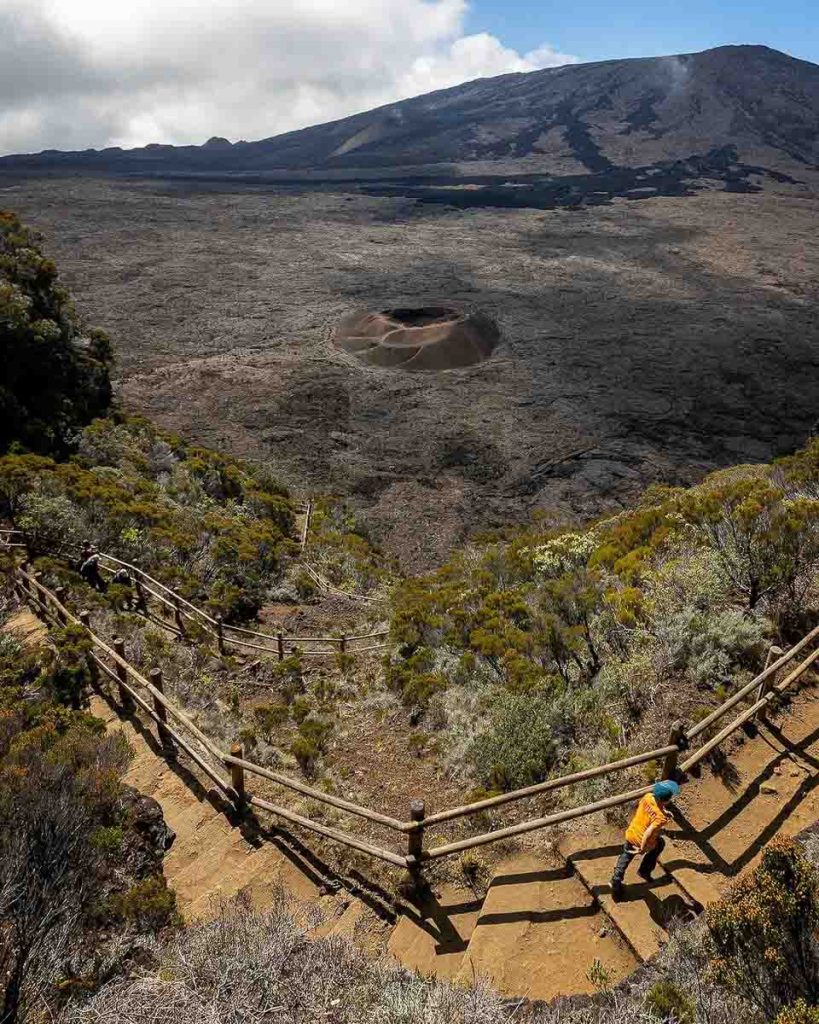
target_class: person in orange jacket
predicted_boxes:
[610,780,680,899]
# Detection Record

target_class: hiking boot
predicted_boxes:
[610,880,624,901]
[637,866,654,882]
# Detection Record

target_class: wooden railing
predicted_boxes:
[0,528,25,550]
[95,552,390,658]
[10,564,819,881]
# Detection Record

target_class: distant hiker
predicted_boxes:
[78,540,94,569]
[79,546,107,593]
[610,780,680,899]
[111,567,134,608]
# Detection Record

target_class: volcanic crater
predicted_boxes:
[333,305,500,370]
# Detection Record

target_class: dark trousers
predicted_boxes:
[611,836,665,886]
[81,567,107,593]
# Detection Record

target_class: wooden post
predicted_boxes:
[339,636,347,655]
[757,645,784,723]
[406,799,426,888]
[662,720,687,780]
[277,634,285,661]
[19,563,31,597]
[215,614,226,656]
[150,667,174,755]
[134,578,147,612]
[54,586,68,624]
[32,572,44,615]
[229,743,245,809]
[79,610,99,687]
[112,637,132,710]
[173,595,185,635]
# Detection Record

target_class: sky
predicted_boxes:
[1,0,817,157]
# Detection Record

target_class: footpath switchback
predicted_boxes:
[92,682,819,1001]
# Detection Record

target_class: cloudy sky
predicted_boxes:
[2,0,816,157]
[0,0,576,156]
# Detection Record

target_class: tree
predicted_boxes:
[0,210,112,456]
[682,477,819,613]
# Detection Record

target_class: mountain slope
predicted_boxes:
[2,45,819,182]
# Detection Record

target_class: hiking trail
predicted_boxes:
[92,680,819,1001]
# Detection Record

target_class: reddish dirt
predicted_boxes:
[89,640,819,1002]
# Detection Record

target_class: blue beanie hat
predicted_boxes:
[653,780,680,801]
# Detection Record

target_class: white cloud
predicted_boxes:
[0,0,575,155]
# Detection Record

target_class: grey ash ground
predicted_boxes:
[4,175,819,567]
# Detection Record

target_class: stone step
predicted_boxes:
[454,854,637,1001]
[671,703,819,888]
[560,828,697,963]
[387,884,481,981]
[183,841,316,920]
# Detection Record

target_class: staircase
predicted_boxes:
[90,680,819,1002]
[387,687,819,1000]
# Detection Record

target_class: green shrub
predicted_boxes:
[253,703,288,742]
[0,209,113,456]
[293,569,317,601]
[108,877,179,932]
[469,692,556,791]
[90,825,125,854]
[644,979,695,1022]
[291,716,332,775]
[706,837,819,1018]
[776,1000,819,1024]
[291,696,312,725]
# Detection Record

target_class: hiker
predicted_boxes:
[78,540,94,569]
[111,567,134,608]
[79,546,107,593]
[610,779,680,899]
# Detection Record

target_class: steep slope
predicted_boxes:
[3,45,818,186]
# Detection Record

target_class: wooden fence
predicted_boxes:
[94,552,389,658]
[10,564,819,881]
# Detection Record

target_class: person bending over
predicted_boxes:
[610,780,680,899]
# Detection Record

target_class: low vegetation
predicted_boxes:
[388,453,819,792]
[0,577,177,1024]
[0,415,298,620]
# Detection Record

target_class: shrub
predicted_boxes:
[0,209,113,456]
[90,825,125,854]
[776,1001,819,1024]
[108,878,179,932]
[644,979,696,1022]
[253,703,288,742]
[706,837,819,1019]
[291,716,332,775]
[469,692,556,790]
[293,569,317,600]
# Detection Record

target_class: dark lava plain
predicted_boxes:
[3,175,818,566]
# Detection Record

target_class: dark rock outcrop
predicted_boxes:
[119,785,175,879]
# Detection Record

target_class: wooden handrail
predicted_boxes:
[686,622,819,741]
[681,644,819,772]
[224,753,409,832]
[16,567,408,864]
[246,794,407,868]
[92,653,231,794]
[96,550,387,655]
[422,785,652,861]
[420,744,680,828]
[12,563,819,878]
[98,553,218,624]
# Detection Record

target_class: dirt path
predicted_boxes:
[90,695,321,920]
[91,675,819,1003]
